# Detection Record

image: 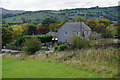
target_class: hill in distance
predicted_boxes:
[1,6,119,25]
[0,8,25,14]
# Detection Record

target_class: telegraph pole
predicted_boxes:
[79,19,82,37]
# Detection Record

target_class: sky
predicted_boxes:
[0,0,119,11]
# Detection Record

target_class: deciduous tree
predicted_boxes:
[2,27,13,46]
[37,26,47,35]
[28,25,37,35]
[87,20,99,31]
[99,18,110,26]
[9,25,23,39]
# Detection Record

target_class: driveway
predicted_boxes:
[2,49,22,53]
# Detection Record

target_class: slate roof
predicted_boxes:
[62,22,91,31]
[46,32,57,37]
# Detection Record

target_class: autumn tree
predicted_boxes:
[49,22,64,32]
[28,25,37,35]
[74,17,87,24]
[87,20,99,31]
[37,26,47,35]
[49,23,57,32]
[21,23,30,35]
[9,25,23,39]
[99,18,110,26]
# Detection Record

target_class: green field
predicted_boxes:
[0,56,2,79]
[2,58,99,78]
[3,6,118,24]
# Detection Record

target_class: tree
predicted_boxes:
[101,26,117,38]
[9,25,23,39]
[21,17,29,23]
[75,17,87,23]
[97,23,108,33]
[99,18,110,26]
[28,25,37,35]
[37,26,47,35]
[21,23,30,35]
[49,22,64,32]
[2,27,13,46]
[42,18,56,31]
[113,22,120,38]
[37,23,42,27]
[49,23,57,32]
[87,20,99,31]
[22,37,41,54]
[2,24,9,27]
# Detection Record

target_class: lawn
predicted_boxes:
[0,55,2,79]
[2,58,99,78]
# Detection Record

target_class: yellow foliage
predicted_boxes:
[9,25,23,39]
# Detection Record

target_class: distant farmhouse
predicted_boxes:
[58,22,91,43]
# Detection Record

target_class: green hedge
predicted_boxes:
[16,36,24,46]
[16,35,53,46]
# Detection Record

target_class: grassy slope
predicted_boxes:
[3,6,118,24]
[4,12,65,24]
[2,58,99,78]
[0,55,2,79]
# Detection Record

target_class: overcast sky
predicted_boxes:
[0,0,119,11]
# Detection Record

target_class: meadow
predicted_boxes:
[2,58,99,78]
[0,54,2,79]
[2,47,119,78]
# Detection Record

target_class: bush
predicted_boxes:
[69,36,90,49]
[15,35,53,46]
[6,42,15,47]
[15,36,24,46]
[57,44,67,51]
[24,35,53,43]
[89,35,95,40]
[101,29,114,38]
[22,37,41,54]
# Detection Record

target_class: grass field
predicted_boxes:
[2,58,99,78]
[0,55,2,79]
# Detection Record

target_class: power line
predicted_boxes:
[81,0,95,8]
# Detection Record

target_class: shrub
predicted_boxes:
[101,29,114,38]
[57,44,67,51]
[24,35,53,43]
[22,37,41,54]
[69,36,90,49]
[15,35,53,46]
[15,36,24,46]
[89,35,95,40]
[6,42,15,47]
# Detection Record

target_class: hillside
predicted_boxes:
[0,8,25,14]
[0,8,25,19]
[2,6,118,25]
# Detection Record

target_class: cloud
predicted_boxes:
[0,0,119,11]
